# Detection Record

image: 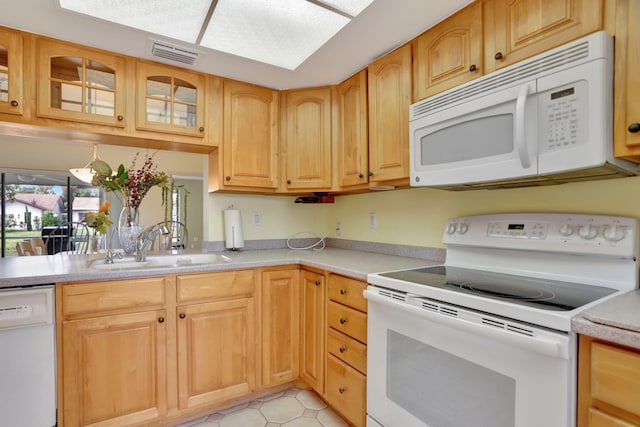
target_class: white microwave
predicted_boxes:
[410,31,638,190]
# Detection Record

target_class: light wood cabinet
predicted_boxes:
[0,27,23,116]
[176,270,256,410]
[337,70,369,189]
[58,277,168,427]
[611,0,640,162]
[136,60,206,138]
[578,335,640,426]
[300,269,326,393]
[367,44,412,185]
[210,80,279,191]
[37,38,127,127]
[260,268,300,387]
[325,273,368,427]
[414,1,483,100]
[282,86,333,190]
[484,0,604,74]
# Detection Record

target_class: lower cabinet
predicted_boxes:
[578,335,640,426]
[300,268,326,393]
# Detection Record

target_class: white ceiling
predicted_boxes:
[0,0,473,90]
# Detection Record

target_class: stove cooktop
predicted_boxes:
[378,265,618,312]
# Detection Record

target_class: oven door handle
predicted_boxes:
[364,290,568,359]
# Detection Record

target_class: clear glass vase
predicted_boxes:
[118,206,143,255]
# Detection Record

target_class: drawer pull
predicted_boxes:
[339,346,346,353]
[629,122,640,133]
[158,317,165,323]
[179,313,186,319]
[469,64,477,72]
[117,114,124,121]
[339,387,345,394]
[340,318,347,325]
[495,52,503,60]
[10,100,19,107]
[340,288,347,295]
[315,280,321,286]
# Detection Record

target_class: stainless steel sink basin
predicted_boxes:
[88,253,232,271]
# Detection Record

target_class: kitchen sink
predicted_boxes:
[88,253,232,271]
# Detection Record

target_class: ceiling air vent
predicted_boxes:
[150,42,199,65]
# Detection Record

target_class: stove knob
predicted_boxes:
[458,223,469,234]
[559,223,573,236]
[446,223,457,235]
[603,224,625,242]
[578,223,598,240]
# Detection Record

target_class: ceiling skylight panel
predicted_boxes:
[58,0,211,44]
[200,0,350,70]
[315,0,375,17]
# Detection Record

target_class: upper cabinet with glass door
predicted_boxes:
[0,27,23,116]
[36,38,126,127]
[136,61,206,138]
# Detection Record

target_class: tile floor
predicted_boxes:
[175,387,350,427]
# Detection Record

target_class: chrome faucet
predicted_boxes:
[135,223,170,262]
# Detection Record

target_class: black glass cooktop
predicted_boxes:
[379,265,618,311]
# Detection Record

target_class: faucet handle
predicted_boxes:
[105,249,122,264]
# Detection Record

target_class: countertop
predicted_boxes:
[0,248,436,288]
[572,290,640,349]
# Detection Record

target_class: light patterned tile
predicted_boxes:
[218,402,249,414]
[302,408,319,418]
[257,391,285,401]
[188,422,220,427]
[206,413,224,423]
[219,408,267,427]
[174,416,208,426]
[295,390,327,411]
[282,417,323,427]
[260,397,305,423]
[284,388,301,397]
[316,409,349,427]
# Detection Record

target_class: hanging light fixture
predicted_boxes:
[69,144,101,184]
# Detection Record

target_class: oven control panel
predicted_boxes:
[443,213,639,257]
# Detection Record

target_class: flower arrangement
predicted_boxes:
[91,152,169,222]
[84,201,113,234]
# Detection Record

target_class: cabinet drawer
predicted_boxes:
[327,327,366,374]
[62,277,165,316]
[592,342,640,417]
[326,353,366,427]
[328,301,367,344]
[328,274,367,312]
[589,408,638,427]
[177,270,254,303]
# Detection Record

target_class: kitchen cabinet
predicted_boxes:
[337,70,369,189]
[210,80,279,191]
[325,273,368,427]
[300,268,326,393]
[578,335,640,426]
[0,27,23,116]
[176,270,256,410]
[260,268,300,387]
[282,86,333,191]
[483,0,604,74]
[611,0,640,162]
[414,1,483,100]
[58,277,168,427]
[136,60,207,138]
[37,38,127,127]
[367,44,412,185]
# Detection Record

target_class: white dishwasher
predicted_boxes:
[0,285,56,427]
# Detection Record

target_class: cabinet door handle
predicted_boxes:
[10,100,18,107]
[315,280,321,286]
[469,64,477,72]
[225,176,231,181]
[368,171,374,177]
[629,123,640,133]
[117,114,124,121]
[340,318,347,325]
[158,317,165,323]
[339,346,346,353]
[199,126,205,132]
[339,387,345,394]
[340,288,347,295]
[358,173,364,179]
[179,313,186,319]
[495,52,503,60]
[287,179,292,184]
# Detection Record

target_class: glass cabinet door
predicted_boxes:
[136,61,205,137]
[37,39,126,127]
[0,27,23,116]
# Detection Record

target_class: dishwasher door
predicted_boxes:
[0,285,56,427]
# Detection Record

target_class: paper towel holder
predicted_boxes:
[224,205,245,251]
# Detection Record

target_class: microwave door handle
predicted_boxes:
[515,84,531,168]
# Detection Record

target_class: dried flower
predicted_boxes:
[85,202,113,234]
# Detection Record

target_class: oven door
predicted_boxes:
[364,288,576,427]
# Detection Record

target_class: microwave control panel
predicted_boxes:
[539,80,587,153]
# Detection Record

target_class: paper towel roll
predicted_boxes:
[224,207,244,250]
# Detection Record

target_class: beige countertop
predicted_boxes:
[0,248,436,288]
[572,290,640,349]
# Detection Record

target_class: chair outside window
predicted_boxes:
[43,222,90,254]
[155,221,188,250]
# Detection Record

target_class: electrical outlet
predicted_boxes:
[336,221,342,236]
[252,211,262,226]
[369,212,377,229]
